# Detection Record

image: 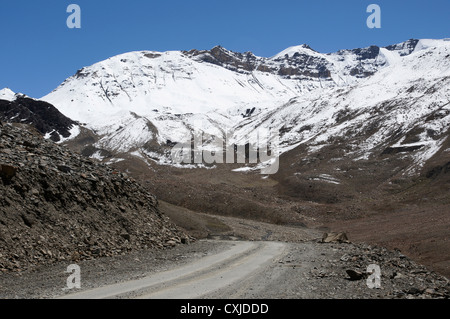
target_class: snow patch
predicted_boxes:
[309,174,341,185]
[0,88,16,101]
[90,151,104,161]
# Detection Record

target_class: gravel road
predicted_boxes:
[59,241,286,299]
[1,238,448,299]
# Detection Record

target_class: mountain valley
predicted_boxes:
[1,38,449,292]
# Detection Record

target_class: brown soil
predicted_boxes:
[107,139,450,280]
[328,204,450,279]
[62,118,450,281]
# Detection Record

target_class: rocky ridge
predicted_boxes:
[0,96,78,142]
[183,40,418,81]
[0,122,192,273]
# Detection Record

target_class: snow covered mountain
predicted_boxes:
[40,38,450,175]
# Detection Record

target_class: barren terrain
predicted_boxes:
[1,232,448,300]
[108,142,450,280]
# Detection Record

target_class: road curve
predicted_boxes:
[58,241,287,299]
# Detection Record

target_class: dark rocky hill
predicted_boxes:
[0,122,192,272]
[0,96,77,142]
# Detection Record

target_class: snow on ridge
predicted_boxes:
[414,38,450,52]
[271,44,320,59]
[0,88,17,101]
[41,49,309,126]
[379,48,401,67]
[37,39,450,171]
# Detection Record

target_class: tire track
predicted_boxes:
[57,241,286,299]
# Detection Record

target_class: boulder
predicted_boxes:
[321,232,349,243]
[0,164,17,182]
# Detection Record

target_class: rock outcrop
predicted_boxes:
[0,96,78,142]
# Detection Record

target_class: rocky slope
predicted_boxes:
[0,122,192,273]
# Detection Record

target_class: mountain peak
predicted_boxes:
[271,44,318,59]
[0,88,16,101]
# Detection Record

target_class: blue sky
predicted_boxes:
[1,0,449,98]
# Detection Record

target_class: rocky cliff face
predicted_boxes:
[184,42,404,80]
[0,122,191,272]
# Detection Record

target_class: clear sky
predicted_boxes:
[1,0,449,98]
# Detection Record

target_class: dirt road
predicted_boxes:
[58,241,287,299]
[1,238,448,299]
